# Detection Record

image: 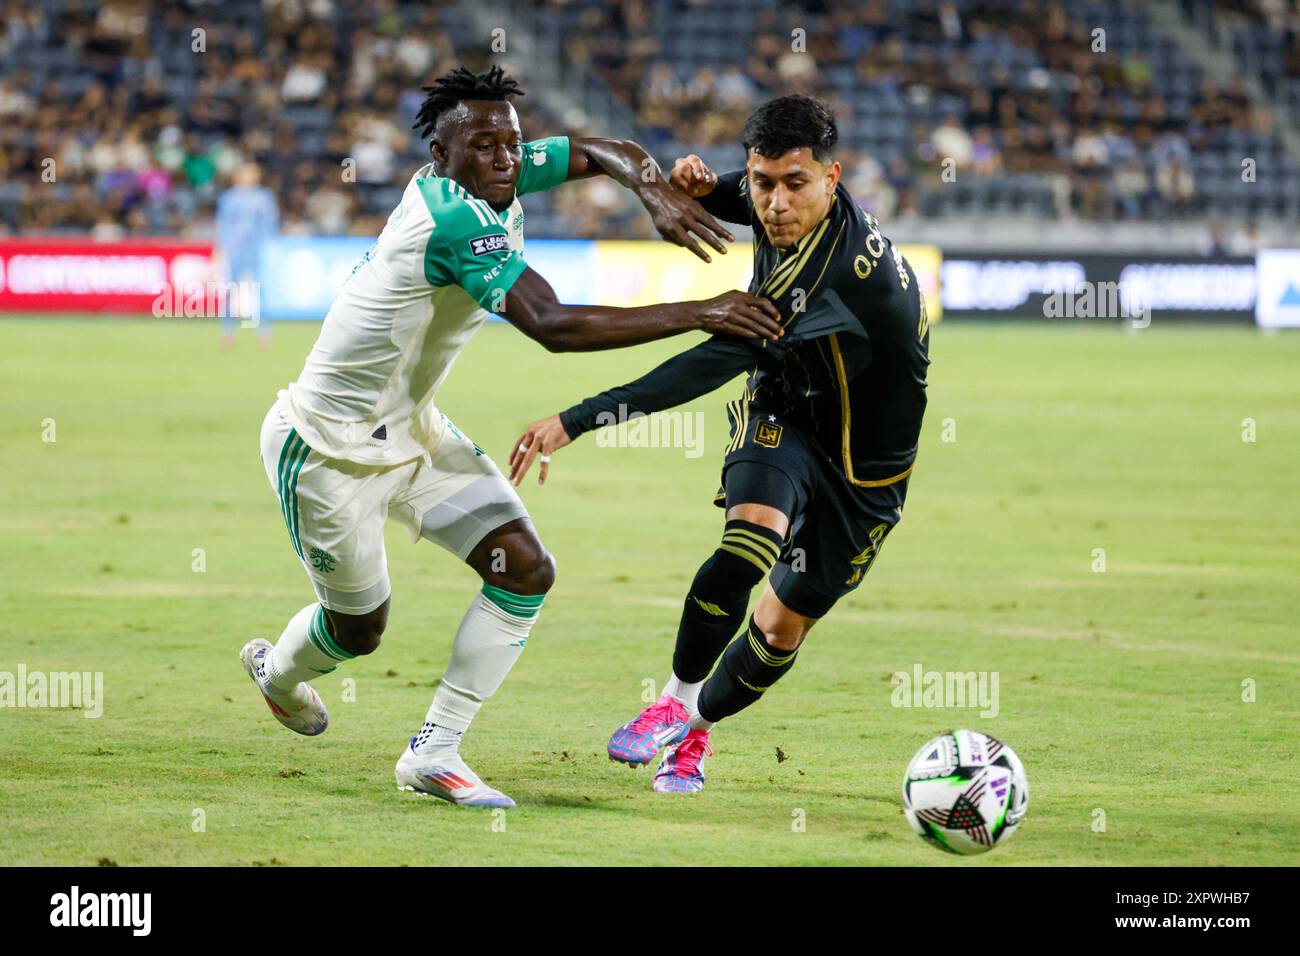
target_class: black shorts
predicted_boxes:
[714,404,909,619]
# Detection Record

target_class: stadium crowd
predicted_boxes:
[0,0,1296,240]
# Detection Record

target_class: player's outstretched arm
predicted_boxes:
[501,266,780,353]
[507,335,757,485]
[565,137,735,262]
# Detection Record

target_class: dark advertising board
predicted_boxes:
[939,253,1259,323]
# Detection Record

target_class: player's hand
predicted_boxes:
[639,180,734,264]
[692,291,782,341]
[508,414,573,486]
[670,154,717,198]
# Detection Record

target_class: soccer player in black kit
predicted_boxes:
[509,95,930,793]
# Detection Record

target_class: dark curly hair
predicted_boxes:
[741,94,838,163]
[412,65,525,139]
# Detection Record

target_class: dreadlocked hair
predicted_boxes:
[412,65,525,139]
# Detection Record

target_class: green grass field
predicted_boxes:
[1,316,1297,866]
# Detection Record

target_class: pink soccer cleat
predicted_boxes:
[653,728,712,793]
[607,693,690,766]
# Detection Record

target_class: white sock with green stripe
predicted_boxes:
[413,583,544,755]
[265,603,355,693]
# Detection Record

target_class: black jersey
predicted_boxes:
[559,171,930,487]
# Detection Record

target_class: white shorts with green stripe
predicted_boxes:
[259,400,530,615]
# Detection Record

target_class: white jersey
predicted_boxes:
[282,137,571,465]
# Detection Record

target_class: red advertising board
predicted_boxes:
[0,239,216,313]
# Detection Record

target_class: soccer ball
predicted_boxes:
[902,729,1029,855]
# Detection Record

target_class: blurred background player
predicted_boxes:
[215,162,278,346]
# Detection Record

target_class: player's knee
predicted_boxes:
[327,604,388,656]
[753,603,813,653]
[473,520,555,596]
[760,623,807,653]
[495,543,556,596]
[520,547,556,594]
[726,501,790,535]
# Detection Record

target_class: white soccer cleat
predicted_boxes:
[395,740,517,809]
[240,638,329,736]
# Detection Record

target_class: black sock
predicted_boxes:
[672,520,785,683]
[697,617,799,723]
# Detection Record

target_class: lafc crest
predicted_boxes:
[755,419,783,448]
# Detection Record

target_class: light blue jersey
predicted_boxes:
[216,185,279,279]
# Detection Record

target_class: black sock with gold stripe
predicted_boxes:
[672,520,785,683]
[697,617,799,722]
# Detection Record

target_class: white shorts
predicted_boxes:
[259,400,530,615]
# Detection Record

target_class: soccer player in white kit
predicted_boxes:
[240,66,782,807]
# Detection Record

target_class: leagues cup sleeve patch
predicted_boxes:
[469,233,510,257]
[469,234,510,256]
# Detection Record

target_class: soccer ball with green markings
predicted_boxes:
[902,729,1029,855]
